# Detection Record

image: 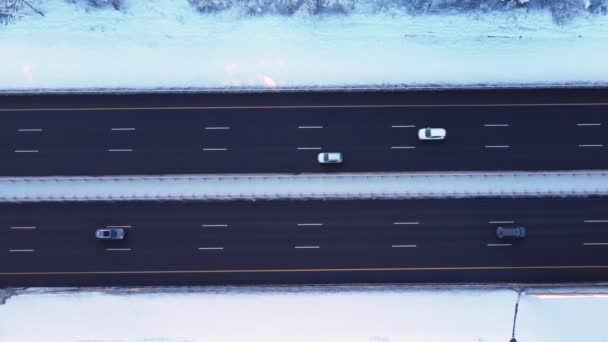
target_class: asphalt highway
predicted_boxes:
[2,197,608,286]
[1,88,608,176]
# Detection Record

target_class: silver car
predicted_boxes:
[95,228,126,240]
[496,226,526,239]
[318,152,343,164]
[418,127,447,140]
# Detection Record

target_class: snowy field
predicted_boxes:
[1,285,607,342]
[1,0,608,91]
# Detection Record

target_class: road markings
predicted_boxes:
[202,224,228,228]
[9,226,37,230]
[487,243,512,247]
[294,246,320,249]
[390,146,416,150]
[577,123,602,126]
[198,247,224,250]
[484,124,510,127]
[391,125,416,128]
[583,242,608,246]
[6,265,608,276]
[14,149,39,153]
[489,221,515,224]
[391,244,417,248]
[107,149,133,152]
[484,145,510,149]
[106,248,131,251]
[17,128,43,132]
[393,222,420,225]
[297,147,322,150]
[297,223,324,227]
[202,148,228,151]
[204,126,230,130]
[584,220,608,223]
[9,249,35,252]
[578,144,603,148]
[298,126,323,129]
[111,127,136,131]
[106,225,132,229]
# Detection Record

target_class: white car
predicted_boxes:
[418,127,447,140]
[317,152,343,164]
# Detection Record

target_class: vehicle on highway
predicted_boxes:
[418,127,447,140]
[95,228,126,240]
[496,226,526,239]
[318,152,343,164]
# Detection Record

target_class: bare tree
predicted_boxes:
[0,0,23,24]
[67,0,123,10]
[188,0,235,13]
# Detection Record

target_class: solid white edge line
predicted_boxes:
[577,123,602,126]
[484,145,510,148]
[204,127,230,130]
[198,247,224,250]
[14,150,39,153]
[294,246,320,249]
[583,242,608,246]
[487,243,512,247]
[110,128,136,131]
[9,226,37,230]
[489,221,515,224]
[17,128,43,132]
[106,225,132,228]
[107,149,133,152]
[297,223,324,226]
[8,249,35,252]
[393,222,420,225]
[391,125,415,128]
[391,244,417,248]
[202,224,228,227]
[390,146,416,149]
[484,124,510,127]
[298,126,323,129]
[202,148,228,151]
[106,248,131,251]
[578,144,604,147]
[297,147,322,150]
[584,220,608,223]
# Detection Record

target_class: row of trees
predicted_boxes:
[188,0,354,15]
[187,0,608,23]
[1,0,607,25]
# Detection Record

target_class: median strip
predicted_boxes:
[0,171,607,202]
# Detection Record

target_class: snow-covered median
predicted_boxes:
[1,171,607,202]
[1,0,608,91]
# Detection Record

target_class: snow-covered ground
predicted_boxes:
[1,171,607,202]
[1,285,607,342]
[1,0,608,91]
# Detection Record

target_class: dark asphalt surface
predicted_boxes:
[2,197,608,286]
[1,88,608,176]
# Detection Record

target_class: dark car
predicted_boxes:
[496,226,526,239]
[95,228,126,240]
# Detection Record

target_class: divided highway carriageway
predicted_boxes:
[1,88,607,176]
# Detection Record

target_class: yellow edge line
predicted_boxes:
[1,103,608,112]
[1,265,607,276]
